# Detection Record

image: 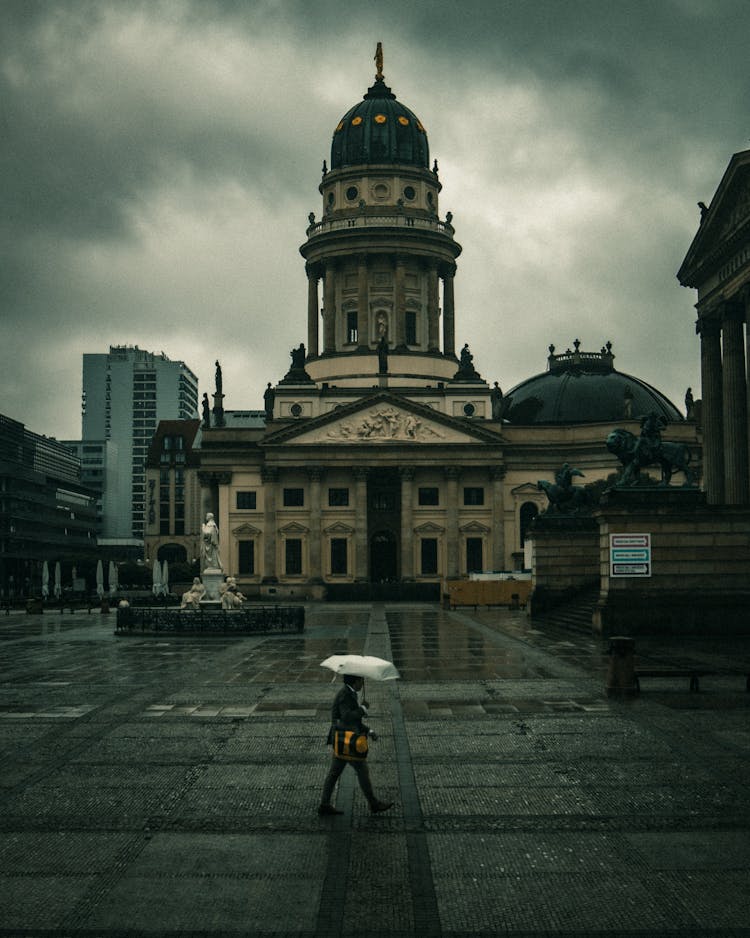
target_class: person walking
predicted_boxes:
[318,674,393,816]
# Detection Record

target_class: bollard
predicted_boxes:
[606,635,637,696]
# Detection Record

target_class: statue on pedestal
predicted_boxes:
[200,512,222,572]
[377,335,388,374]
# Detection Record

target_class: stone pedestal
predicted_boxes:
[200,568,224,603]
[593,488,750,636]
[527,514,599,617]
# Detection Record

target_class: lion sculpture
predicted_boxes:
[606,428,695,486]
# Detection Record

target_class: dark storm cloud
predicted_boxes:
[2,0,749,439]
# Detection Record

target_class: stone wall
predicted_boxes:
[528,515,599,616]
[593,488,750,635]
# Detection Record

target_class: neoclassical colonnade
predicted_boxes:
[305,258,456,357]
[697,288,750,505]
[230,463,506,583]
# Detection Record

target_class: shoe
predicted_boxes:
[370,800,394,814]
[317,804,344,816]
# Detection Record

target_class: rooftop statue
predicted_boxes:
[538,463,589,512]
[607,413,696,486]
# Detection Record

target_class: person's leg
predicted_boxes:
[319,755,346,812]
[351,760,392,812]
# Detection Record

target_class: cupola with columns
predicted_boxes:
[298,44,467,393]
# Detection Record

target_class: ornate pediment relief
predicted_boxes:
[279,521,309,535]
[290,404,478,445]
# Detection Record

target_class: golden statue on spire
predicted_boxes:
[374,42,384,81]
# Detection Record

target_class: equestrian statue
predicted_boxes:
[538,463,589,512]
[606,412,696,486]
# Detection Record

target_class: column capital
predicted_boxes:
[489,465,507,481]
[306,466,325,482]
[443,466,461,480]
[261,466,279,484]
[696,315,722,338]
[197,471,232,486]
[353,467,369,482]
[399,466,415,481]
[721,298,746,323]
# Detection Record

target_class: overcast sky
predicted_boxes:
[2,0,748,440]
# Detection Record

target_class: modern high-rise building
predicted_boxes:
[79,346,199,540]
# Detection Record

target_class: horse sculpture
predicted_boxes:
[606,428,695,486]
[538,464,589,512]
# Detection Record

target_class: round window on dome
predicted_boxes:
[398,116,410,126]
[351,116,363,126]
[463,403,475,417]
[335,121,344,132]
[290,403,303,418]
[403,185,416,201]
[372,183,389,201]
[374,114,387,124]
[345,186,359,202]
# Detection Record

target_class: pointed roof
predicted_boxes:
[677,148,750,288]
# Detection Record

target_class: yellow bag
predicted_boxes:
[333,729,369,761]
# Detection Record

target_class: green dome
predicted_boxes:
[331,78,429,170]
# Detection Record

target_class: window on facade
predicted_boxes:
[237,491,257,510]
[347,311,358,344]
[421,538,438,575]
[466,537,483,573]
[239,540,255,575]
[464,487,485,505]
[174,520,184,535]
[159,519,170,535]
[519,501,539,549]
[330,538,347,575]
[405,310,417,345]
[283,488,304,507]
[285,538,302,575]
[328,488,349,507]
[418,487,439,506]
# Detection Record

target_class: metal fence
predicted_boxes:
[115,604,305,636]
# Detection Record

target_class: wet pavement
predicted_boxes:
[0,602,749,937]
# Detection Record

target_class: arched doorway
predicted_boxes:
[157,543,187,564]
[519,501,539,548]
[370,530,398,582]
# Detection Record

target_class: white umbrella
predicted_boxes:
[41,561,49,600]
[54,562,61,600]
[320,654,400,681]
[108,561,118,597]
[161,559,169,596]
[152,559,162,596]
[96,560,104,600]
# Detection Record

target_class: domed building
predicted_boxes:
[168,48,700,600]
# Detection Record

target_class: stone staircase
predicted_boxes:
[530,585,600,634]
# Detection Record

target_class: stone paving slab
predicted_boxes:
[0,605,748,937]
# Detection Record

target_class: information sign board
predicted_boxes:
[609,533,651,577]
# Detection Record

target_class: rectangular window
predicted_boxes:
[238,540,255,575]
[159,520,170,536]
[466,537,483,574]
[464,487,485,506]
[237,491,257,510]
[418,486,439,506]
[285,538,302,575]
[405,310,417,345]
[421,538,438,575]
[283,488,304,507]
[347,311,358,344]
[174,520,184,535]
[328,487,349,507]
[330,538,348,575]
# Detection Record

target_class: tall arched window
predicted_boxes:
[519,502,539,549]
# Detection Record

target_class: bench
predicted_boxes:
[635,669,750,693]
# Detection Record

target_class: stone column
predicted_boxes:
[306,267,319,357]
[698,315,725,505]
[400,466,414,579]
[442,270,456,357]
[261,467,278,582]
[490,465,506,571]
[323,264,336,353]
[427,261,440,351]
[354,468,369,580]
[307,466,324,581]
[357,255,369,348]
[722,301,749,504]
[394,255,406,348]
[444,466,460,577]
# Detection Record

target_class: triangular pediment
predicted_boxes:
[459,520,491,534]
[323,522,355,535]
[231,523,261,537]
[414,521,446,535]
[279,521,309,535]
[511,482,540,496]
[263,391,502,447]
[678,150,750,287]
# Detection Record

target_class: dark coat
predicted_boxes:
[327,684,368,744]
